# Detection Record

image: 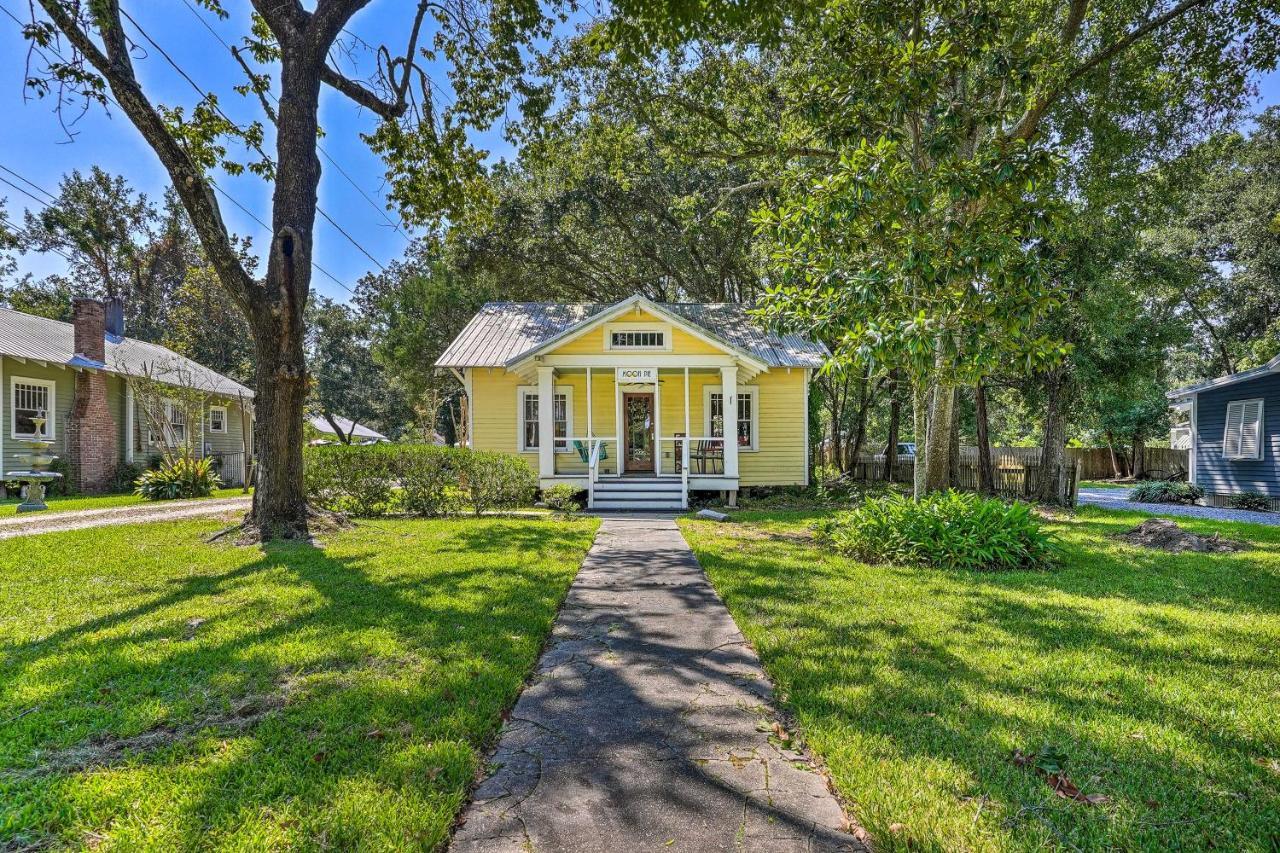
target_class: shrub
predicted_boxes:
[815,491,1057,572]
[303,444,397,516]
[1226,490,1272,512]
[459,451,538,516]
[1128,480,1203,505]
[136,456,222,501]
[112,461,145,494]
[542,483,583,513]
[397,445,461,516]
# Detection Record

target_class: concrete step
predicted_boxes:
[592,499,685,510]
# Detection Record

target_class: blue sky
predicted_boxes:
[0,3,1277,304]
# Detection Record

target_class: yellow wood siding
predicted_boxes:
[468,360,810,486]
[549,309,725,356]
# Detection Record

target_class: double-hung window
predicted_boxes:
[706,386,756,450]
[208,406,228,434]
[11,377,55,440]
[518,387,571,452]
[1223,398,1264,460]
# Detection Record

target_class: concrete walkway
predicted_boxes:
[451,516,864,852]
[0,495,251,539]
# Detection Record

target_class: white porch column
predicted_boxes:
[537,365,555,478]
[719,365,739,479]
[586,368,593,439]
[124,383,135,463]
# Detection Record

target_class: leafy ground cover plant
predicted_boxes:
[1226,490,1272,511]
[135,456,222,501]
[1128,481,1203,504]
[815,490,1057,571]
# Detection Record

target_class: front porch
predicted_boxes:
[520,361,751,509]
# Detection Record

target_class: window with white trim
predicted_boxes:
[168,402,187,445]
[208,405,227,434]
[147,401,188,446]
[11,377,55,439]
[518,387,571,452]
[705,385,757,450]
[1224,398,1264,460]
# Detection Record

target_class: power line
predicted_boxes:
[119,6,386,271]
[176,0,411,244]
[0,164,58,203]
[1,2,364,294]
[0,212,76,264]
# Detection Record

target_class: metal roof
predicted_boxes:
[1167,353,1280,400]
[0,307,253,398]
[436,300,828,369]
[308,415,387,440]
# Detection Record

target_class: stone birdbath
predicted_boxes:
[6,416,63,512]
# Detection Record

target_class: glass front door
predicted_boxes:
[623,393,655,473]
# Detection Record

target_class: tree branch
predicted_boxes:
[1005,0,1216,141]
[319,0,428,120]
[34,0,258,310]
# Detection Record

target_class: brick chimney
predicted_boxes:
[69,298,118,493]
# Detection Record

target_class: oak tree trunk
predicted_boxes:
[975,380,994,495]
[1034,370,1069,504]
[884,375,901,482]
[923,379,955,493]
[1132,434,1147,480]
[912,381,928,498]
[947,387,961,489]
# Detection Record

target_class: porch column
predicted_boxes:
[124,383,135,463]
[719,365,739,479]
[537,365,555,478]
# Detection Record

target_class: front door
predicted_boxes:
[623,393,655,474]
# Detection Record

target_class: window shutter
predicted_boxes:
[1241,400,1263,460]
[1224,401,1243,458]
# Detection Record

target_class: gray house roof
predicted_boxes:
[1168,353,1280,401]
[0,307,253,398]
[436,299,829,369]
[308,414,387,441]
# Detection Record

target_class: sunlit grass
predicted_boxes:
[680,506,1280,851]
[0,487,249,517]
[0,514,598,850]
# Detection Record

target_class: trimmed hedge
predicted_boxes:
[304,444,537,517]
[814,490,1057,572]
[1226,490,1271,512]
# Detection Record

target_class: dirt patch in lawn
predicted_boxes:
[1115,518,1247,553]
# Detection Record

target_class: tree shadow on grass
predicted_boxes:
[684,518,1280,852]
[0,517,596,849]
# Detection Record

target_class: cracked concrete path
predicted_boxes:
[451,516,865,853]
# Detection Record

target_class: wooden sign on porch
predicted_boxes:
[616,367,658,383]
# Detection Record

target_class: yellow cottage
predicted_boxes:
[437,295,828,510]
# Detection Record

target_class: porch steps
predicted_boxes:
[591,477,686,511]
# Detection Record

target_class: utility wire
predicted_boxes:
[0,164,58,203]
[177,0,411,244]
[118,6,386,272]
[0,211,76,263]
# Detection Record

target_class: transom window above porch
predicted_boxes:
[603,322,673,351]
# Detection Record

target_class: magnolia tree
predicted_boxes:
[22,0,557,537]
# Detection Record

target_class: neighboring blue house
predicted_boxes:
[1168,356,1280,507]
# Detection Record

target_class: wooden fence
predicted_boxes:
[848,451,1081,506]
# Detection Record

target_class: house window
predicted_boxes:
[518,387,571,452]
[706,386,756,450]
[167,403,187,445]
[610,330,665,349]
[208,406,227,434]
[1224,398,1264,460]
[11,377,55,440]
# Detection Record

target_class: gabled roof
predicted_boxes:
[0,307,253,398]
[1167,354,1280,400]
[436,297,828,369]
[307,414,387,441]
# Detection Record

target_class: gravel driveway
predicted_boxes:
[0,496,251,539]
[1076,486,1280,525]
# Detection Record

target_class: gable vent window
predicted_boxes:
[610,330,665,349]
[1224,398,1264,461]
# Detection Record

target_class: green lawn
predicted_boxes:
[679,507,1280,852]
[1078,480,1129,490]
[0,514,599,850]
[0,487,249,517]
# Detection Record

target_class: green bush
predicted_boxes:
[1128,480,1203,505]
[459,451,538,516]
[815,491,1057,572]
[303,444,397,516]
[542,483,583,513]
[135,456,222,501]
[112,461,145,494]
[1226,490,1272,511]
[397,445,461,516]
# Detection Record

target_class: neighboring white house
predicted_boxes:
[307,415,389,444]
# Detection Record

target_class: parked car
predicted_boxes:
[873,442,916,461]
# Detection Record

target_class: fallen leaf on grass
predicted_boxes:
[1253,757,1280,775]
[887,822,907,835]
[1047,773,1110,805]
[1012,745,1108,806]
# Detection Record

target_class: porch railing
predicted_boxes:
[587,436,618,508]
